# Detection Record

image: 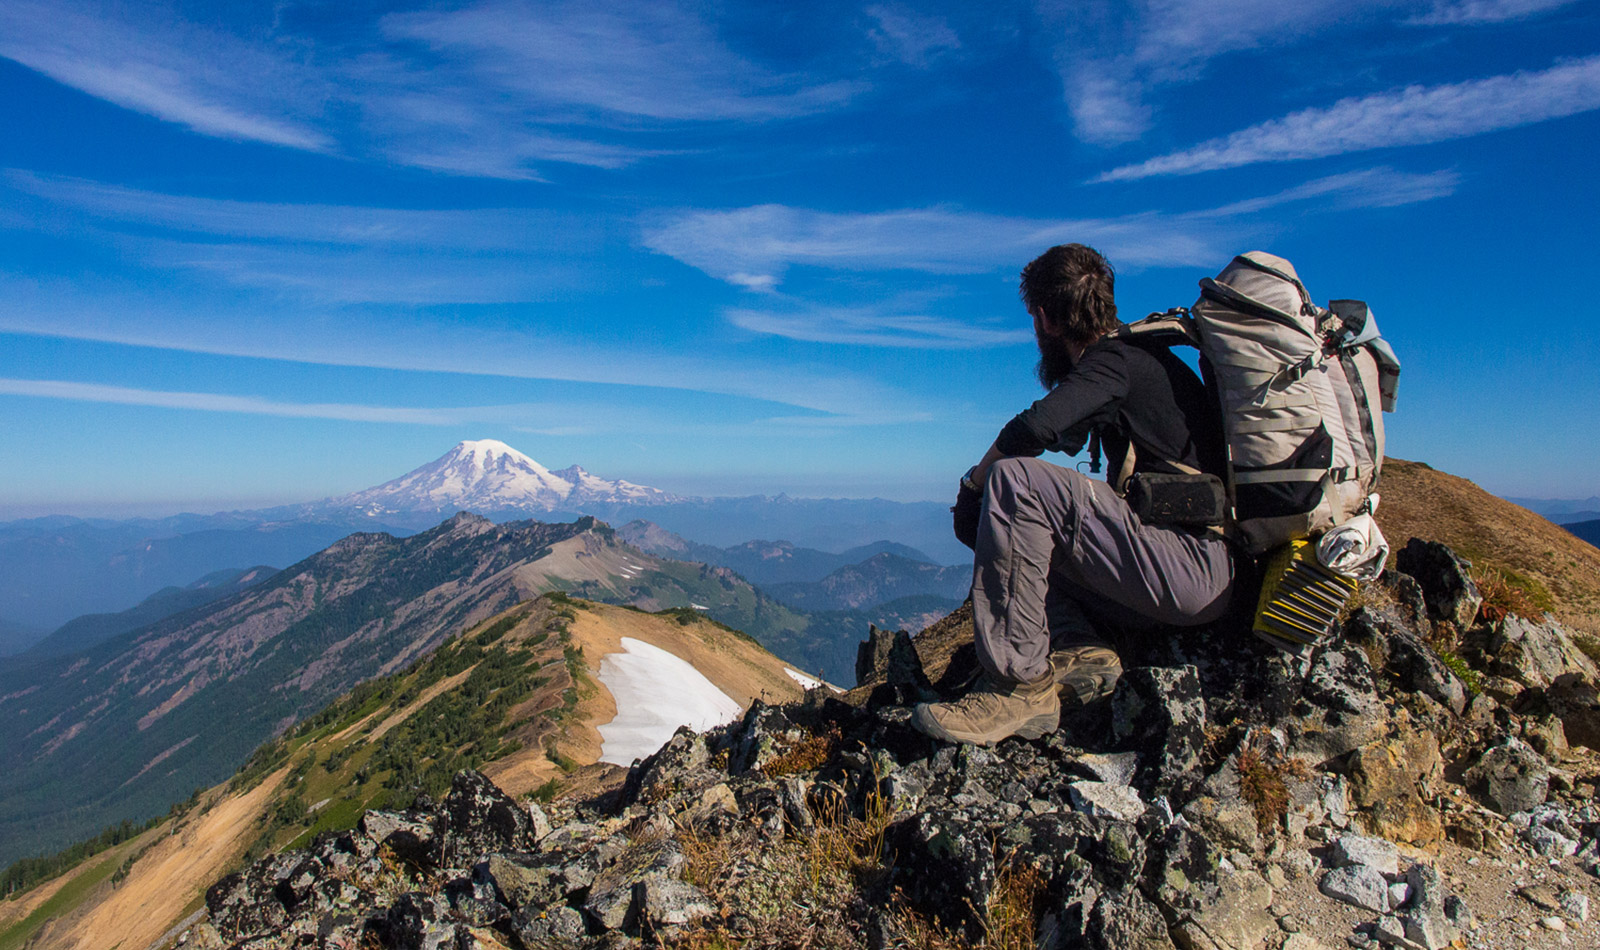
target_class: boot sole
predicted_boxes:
[911,705,1059,746]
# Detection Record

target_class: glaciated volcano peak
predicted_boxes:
[329,440,676,515]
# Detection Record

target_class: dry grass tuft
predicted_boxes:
[1237,747,1310,837]
[674,820,734,900]
[759,725,842,780]
[881,858,1045,950]
[1475,567,1545,623]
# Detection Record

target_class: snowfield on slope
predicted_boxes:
[596,636,744,766]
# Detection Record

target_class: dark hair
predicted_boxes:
[1019,244,1119,345]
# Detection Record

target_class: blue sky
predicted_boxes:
[1,0,1597,517]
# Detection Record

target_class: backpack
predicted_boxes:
[1118,251,1401,555]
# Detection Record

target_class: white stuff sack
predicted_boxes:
[1316,509,1388,580]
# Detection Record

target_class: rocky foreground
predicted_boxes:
[182,539,1600,949]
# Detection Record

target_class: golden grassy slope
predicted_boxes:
[3,595,805,950]
[1376,458,1600,637]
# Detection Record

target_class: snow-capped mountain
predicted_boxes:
[330,440,678,516]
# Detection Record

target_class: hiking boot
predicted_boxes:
[912,668,1060,746]
[1050,644,1122,708]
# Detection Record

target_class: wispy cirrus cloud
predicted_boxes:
[0,378,462,425]
[1407,0,1582,25]
[4,171,599,249]
[659,166,1455,348]
[642,204,1220,286]
[1036,0,1401,146]
[0,0,865,179]
[0,1,331,150]
[865,5,961,67]
[727,301,1031,349]
[379,1,862,124]
[0,377,874,434]
[1097,56,1600,181]
[2,171,610,304]
[644,166,1456,292]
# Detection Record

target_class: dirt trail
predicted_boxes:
[35,767,289,950]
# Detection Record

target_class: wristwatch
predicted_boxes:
[960,466,982,494]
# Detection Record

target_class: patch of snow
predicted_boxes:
[596,637,743,766]
[784,668,822,689]
[690,603,710,611]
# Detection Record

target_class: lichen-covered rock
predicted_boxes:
[1111,665,1207,798]
[889,807,998,941]
[359,809,435,865]
[1170,868,1276,950]
[1488,615,1599,690]
[1395,539,1481,628]
[385,892,458,950]
[1465,737,1549,815]
[436,770,542,867]
[636,873,715,926]
[1291,639,1391,764]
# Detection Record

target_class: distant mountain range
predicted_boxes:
[1566,520,1600,550]
[765,552,969,611]
[0,439,960,645]
[616,519,952,586]
[0,511,933,865]
[1504,494,1600,521]
[23,565,277,658]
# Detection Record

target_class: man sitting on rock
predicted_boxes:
[913,243,1237,745]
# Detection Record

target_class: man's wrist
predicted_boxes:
[960,466,982,493]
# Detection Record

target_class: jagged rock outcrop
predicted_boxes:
[180,538,1600,950]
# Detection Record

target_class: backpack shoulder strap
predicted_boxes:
[1114,308,1200,349]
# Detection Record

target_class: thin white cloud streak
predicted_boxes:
[643,204,1221,285]
[866,5,961,67]
[644,166,1454,290]
[0,376,914,436]
[727,305,1032,349]
[0,1,330,150]
[4,171,599,250]
[0,288,913,422]
[0,1,864,179]
[1039,0,1401,145]
[1408,0,1580,25]
[1098,56,1600,180]
[0,378,459,424]
[380,1,862,123]
[1,172,608,304]
[667,166,1456,348]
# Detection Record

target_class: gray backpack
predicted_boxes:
[1121,252,1400,555]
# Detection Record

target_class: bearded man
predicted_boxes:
[913,243,1237,745]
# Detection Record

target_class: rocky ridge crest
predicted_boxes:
[179,538,1600,950]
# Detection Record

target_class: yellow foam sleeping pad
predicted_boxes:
[1253,539,1359,654]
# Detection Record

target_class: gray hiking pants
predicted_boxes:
[973,456,1236,684]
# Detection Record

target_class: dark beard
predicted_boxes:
[1035,331,1076,390]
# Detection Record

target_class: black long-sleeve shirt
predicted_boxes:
[995,336,1225,481]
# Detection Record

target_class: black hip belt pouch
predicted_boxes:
[1125,473,1228,527]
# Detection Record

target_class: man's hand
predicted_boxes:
[971,442,1005,491]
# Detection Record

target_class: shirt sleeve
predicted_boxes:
[994,343,1131,457]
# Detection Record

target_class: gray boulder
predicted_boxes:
[1488,615,1598,690]
[1395,539,1480,628]
[1320,864,1390,913]
[1111,665,1208,798]
[1465,737,1548,815]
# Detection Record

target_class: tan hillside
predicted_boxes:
[1377,458,1600,637]
[1,595,806,950]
